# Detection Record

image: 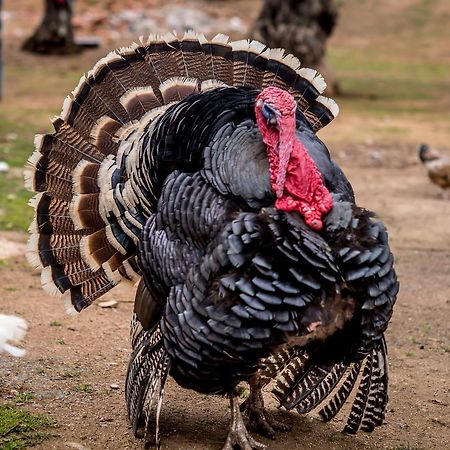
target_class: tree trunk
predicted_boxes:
[253,0,339,94]
[22,0,80,54]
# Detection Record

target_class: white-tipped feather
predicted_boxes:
[211,33,230,44]
[311,73,327,94]
[122,259,141,283]
[27,218,38,235]
[118,43,137,56]
[197,33,208,45]
[158,77,198,100]
[102,261,124,285]
[104,50,124,65]
[298,68,327,93]
[97,156,117,209]
[34,134,45,151]
[115,123,140,143]
[92,54,118,78]
[162,31,178,43]
[316,95,340,118]
[201,79,229,91]
[282,53,301,71]
[261,47,286,62]
[124,210,144,229]
[0,314,28,357]
[297,67,316,81]
[25,233,43,269]
[232,39,266,56]
[79,235,102,271]
[231,39,251,52]
[63,292,78,316]
[119,86,156,111]
[135,103,174,135]
[72,160,91,195]
[23,169,35,191]
[60,95,74,121]
[71,75,87,99]
[28,192,44,209]
[69,194,85,231]
[117,215,140,241]
[248,40,266,55]
[182,29,199,41]
[26,150,43,170]
[90,115,119,145]
[41,266,63,297]
[99,189,116,224]
[105,223,129,255]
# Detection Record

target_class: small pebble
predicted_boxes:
[110,383,120,390]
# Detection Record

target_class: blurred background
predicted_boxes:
[0,1,449,450]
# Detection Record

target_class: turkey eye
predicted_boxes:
[261,103,277,124]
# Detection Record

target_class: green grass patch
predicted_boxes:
[0,172,33,231]
[62,371,81,379]
[0,404,56,449]
[0,259,12,269]
[0,109,52,169]
[75,383,93,393]
[14,393,35,405]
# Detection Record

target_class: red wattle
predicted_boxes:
[272,140,333,231]
[254,87,333,231]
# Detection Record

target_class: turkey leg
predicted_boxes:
[241,376,291,439]
[223,391,267,450]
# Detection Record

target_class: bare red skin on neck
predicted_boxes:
[255,87,333,231]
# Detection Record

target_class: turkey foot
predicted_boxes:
[223,393,267,450]
[241,378,291,439]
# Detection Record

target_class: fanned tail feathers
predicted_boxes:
[273,338,389,434]
[25,31,339,311]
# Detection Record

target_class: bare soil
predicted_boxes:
[1,1,449,449]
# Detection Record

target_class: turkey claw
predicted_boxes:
[224,394,267,450]
[241,398,291,439]
[223,428,267,450]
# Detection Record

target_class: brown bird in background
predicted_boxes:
[418,143,450,190]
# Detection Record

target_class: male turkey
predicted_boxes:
[25,32,398,449]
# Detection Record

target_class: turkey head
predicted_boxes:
[255,87,333,231]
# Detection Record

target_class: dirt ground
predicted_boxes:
[1,1,449,449]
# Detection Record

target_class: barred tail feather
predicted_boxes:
[125,321,170,448]
[317,360,362,422]
[273,342,389,433]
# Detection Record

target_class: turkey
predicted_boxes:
[25,32,398,449]
[418,143,450,191]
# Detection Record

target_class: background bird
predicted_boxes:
[0,314,28,357]
[418,143,450,191]
[25,32,398,449]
